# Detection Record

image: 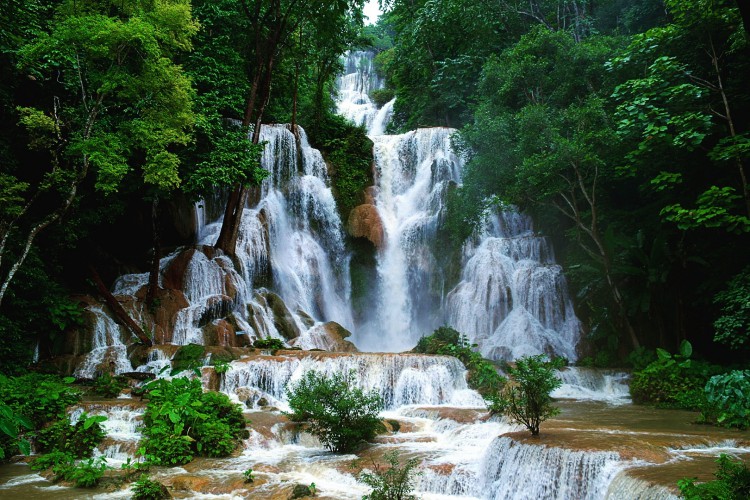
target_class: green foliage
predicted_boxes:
[358,450,421,500]
[415,327,506,397]
[318,121,374,218]
[140,377,245,466]
[490,355,564,436]
[132,475,170,500]
[713,267,750,350]
[0,404,32,459]
[92,373,127,398]
[36,413,107,458]
[678,454,750,500]
[32,452,108,488]
[243,468,254,483]
[0,374,80,429]
[171,343,206,374]
[253,338,286,350]
[370,88,395,108]
[630,341,723,408]
[701,371,750,429]
[285,370,383,453]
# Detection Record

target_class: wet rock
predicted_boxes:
[363,185,378,205]
[347,204,384,248]
[162,248,197,291]
[198,295,235,328]
[202,319,238,347]
[296,308,316,329]
[262,290,302,340]
[289,484,314,499]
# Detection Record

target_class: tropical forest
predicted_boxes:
[0,0,749,498]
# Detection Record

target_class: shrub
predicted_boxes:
[140,377,246,465]
[490,355,563,436]
[285,370,383,453]
[713,266,750,350]
[0,374,80,459]
[93,373,127,398]
[370,88,395,108]
[171,344,206,374]
[132,475,171,500]
[359,450,421,500]
[630,341,723,409]
[253,338,286,350]
[36,413,107,458]
[33,452,108,487]
[678,454,750,499]
[701,370,750,429]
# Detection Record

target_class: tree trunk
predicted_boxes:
[90,266,153,346]
[736,0,750,35]
[146,198,161,307]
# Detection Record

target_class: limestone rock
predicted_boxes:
[347,204,384,248]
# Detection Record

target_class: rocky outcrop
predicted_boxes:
[347,204,385,248]
[293,321,358,352]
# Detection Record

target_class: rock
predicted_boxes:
[162,248,197,291]
[289,484,313,499]
[151,289,190,344]
[347,204,385,248]
[363,185,379,205]
[198,295,235,327]
[295,309,316,329]
[202,319,237,347]
[303,322,358,352]
[261,290,302,340]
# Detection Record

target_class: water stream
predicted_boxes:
[1,50,748,499]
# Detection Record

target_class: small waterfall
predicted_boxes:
[553,367,631,404]
[336,50,384,131]
[220,353,484,410]
[477,437,624,500]
[74,306,133,378]
[446,210,581,361]
[605,472,679,499]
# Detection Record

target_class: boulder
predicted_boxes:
[347,204,385,248]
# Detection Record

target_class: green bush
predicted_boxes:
[132,475,171,500]
[32,452,108,487]
[320,124,374,218]
[0,374,80,459]
[489,355,563,436]
[370,88,395,108]
[140,377,246,466]
[713,266,750,350]
[171,344,206,374]
[253,338,286,350]
[678,454,750,499]
[701,370,750,429]
[92,373,127,398]
[359,450,421,500]
[285,370,383,453]
[630,341,723,408]
[36,412,107,457]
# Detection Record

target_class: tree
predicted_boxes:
[2,0,198,314]
[490,355,563,436]
[285,370,383,453]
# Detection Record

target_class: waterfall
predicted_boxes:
[336,51,581,359]
[221,353,484,410]
[74,306,133,378]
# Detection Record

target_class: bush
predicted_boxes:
[92,373,127,398]
[140,377,246,465]
[171,344,206,374]
[678,454,750,499]
[701,370,750,429]
[490,355,563,436]
[285,370,383,453]
[253,338,286,350]
[371,88,395,108]
[359,450,421,500]
[0,374,80,459]
[713,266,750,350]
[32,452,108,487]
[132,475,171,500]
[630,341,723,409]
[36,412,107,457]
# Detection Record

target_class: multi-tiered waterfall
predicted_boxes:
[8,50,746,500]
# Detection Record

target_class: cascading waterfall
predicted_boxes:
[221,352,484,410]
[74,306,133,378]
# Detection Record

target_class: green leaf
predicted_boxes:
[679,340,692,359]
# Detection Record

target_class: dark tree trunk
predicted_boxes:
[90,266,153,346]
[737,1,750,35]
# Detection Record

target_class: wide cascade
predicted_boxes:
[8,50,737,500]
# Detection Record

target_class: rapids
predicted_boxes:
[1,50,747,500]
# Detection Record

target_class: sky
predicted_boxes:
[363,0,382,25]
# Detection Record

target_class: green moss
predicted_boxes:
[171,344,206,374]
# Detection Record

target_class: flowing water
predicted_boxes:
[2,50,748,499]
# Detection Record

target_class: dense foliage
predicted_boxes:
[140,377,246,465]
[629,341,722,409]
[678,454,750,500]
[701,370,750,429]
[285,370,383,453]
